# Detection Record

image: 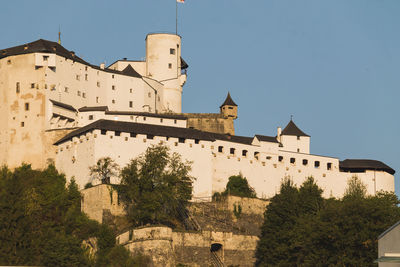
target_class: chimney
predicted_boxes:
[277,127,282,142]
[100,63,105,69]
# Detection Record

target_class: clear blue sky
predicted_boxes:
[1,0,399,194]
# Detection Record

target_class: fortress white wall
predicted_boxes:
[55,128,395,199]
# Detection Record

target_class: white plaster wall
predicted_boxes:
[280,135,310,154]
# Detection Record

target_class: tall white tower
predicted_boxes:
[145,33,187,113]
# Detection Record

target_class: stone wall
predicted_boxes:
[118,226,259,267]
[223,195,269,215]
[81,184,125,223]
[185,113,235,135]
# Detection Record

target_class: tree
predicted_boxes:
[255,176,400,267]
[89,157,119,184]
[0,164,140,267]
[223,174,256,198]
[117,145,194,227]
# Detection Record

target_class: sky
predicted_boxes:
[1,0,399,194]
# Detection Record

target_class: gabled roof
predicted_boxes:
[220,92,238,108]
[50,99,77,112]
[255,135,279,143]
[0,39,143,79]
[122,65,142,78]
[281,120,309,137]
[339,159,395,175]
[378,220,400,239]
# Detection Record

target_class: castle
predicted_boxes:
[0,33,395,200]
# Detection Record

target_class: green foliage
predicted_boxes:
[0,164,140,267]
[223,174,256,198]
[255,176,400,267]
[85,182,94,189]
[118,145,194,227]
[233,203,242,219]
[89,157,119,184]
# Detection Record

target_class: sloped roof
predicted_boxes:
[181,57,189,69]
[378,220,400,240]
[0,39,142,79]
[104,111,187,120]
[220,93,238,108]
[50,99,77,112]
[255,135,279,143]
[122,65,142,78]
[78,106,109,112]
[281,120,309,137]
[339,159,395,175]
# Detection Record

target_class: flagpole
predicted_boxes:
[176,0,178,35]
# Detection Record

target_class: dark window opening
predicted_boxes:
[25,103,29,111]
[115,131,121,137]
[195,139,200,144]
[43,55,49,61]
[130,133,137,138]
[89,115,94,120]
[218,146,223,153]
[147,134,154,139]
[170,48,176,55]
[254,152,259,160]
[21,122,25,127]
[315,161,320,168]
[179,138,185,143]
[290,158,296,164]
[327,163,332,170]
[31,83,35,89]
[297,136,300,140]
[278,156,283,162]
[174,119,177,124]
[230,148,235,155]
[242,150,248,156]
[228,107,233,110]
[129,101,133,108]
[16,82,20,93]
[101,130,107,135]
[303,159,308,166]
[168,63,172,69]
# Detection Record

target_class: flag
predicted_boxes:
[177,0,184,3]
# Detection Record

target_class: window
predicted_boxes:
[230,148,235,155]
[143,117,146,121]
[16,82,20,93]
[21,122,24,127]
[290,158,296,164]
[168,63,172,69]
[314,161,320,168]
[129,101,133,108]
[89,115,94,120]
[179,138,185,143]
[147,134,154,139]
[297,136,300,140]
[85,66,88,71]
[148,92,151,98]
[130,133,137,138]
[195,139,200,144]
[242,150,248,157]
[97,81,100,87]
[327,163,332,170]
[218,146,223,153]
[170,48,176,55]
[76,75,80,81]
[112,75,115,79]
[112,99,115,104]
[82,92,86,98]
[254,152,259,160]
[7,60,11,65]
[278,156,283,162]
[85,74,88,81]
[115,131,121,137]
[112,85,115,90]
[77,91,81,96]
[174,119,177,124]
[101,130,107,135]
[297,148,300,152]
[31,83,35,89]
[266,156,272,160]
[130,88,133,93]
[43,55,49,61]
[160,118,163,123]
[64,87,69,93]
[302,159,308,166]
[25,103,29,111]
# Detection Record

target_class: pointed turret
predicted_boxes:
[281,119,309,137]
[278,119,310,154]
[219,92,238,119]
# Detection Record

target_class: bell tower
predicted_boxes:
[220,92,238,119]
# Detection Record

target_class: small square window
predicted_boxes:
[327,163,332,170]
[315,161,320,168]
[97,81,100,87]
[25,103,29,111]
[101,130,107,135]
[278,156,283,162]
[297,136,300,140]
[96,97,99,103]
[82,92,86,98]
[64,87,69,93]
[89,115,94,120]
[129,101,133,108]
[130,88,133,93]
[148,92,151,98]
[303,159,308,166]
[170,48,176,55]
[112,85,115,90]
[174,119,177,124]
[168,63,172,69]
[112,75,115,79]
[179,138,185,143]
[115,131,121,136]
[76,75,80,81]
[77,91,81,96]
[21,122,24,127]
[218,146,223,153]
[143,117,146,121]
[290,158,296,164]
[160,118,163,123]
[130,133,136,138]
[112,99,115,104]
[43,56,49,61]
[31,83,35,89]
[85,74,88,81]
